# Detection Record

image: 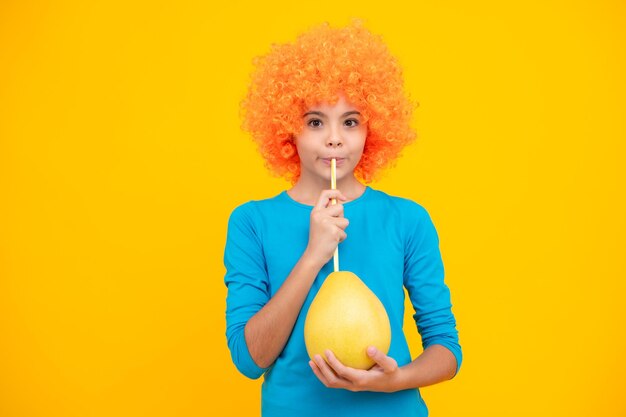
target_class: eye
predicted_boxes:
[344,118,359,127]
[307,118,323,128]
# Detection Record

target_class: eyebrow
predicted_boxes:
[302,110,361,118]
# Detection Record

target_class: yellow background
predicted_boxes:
[1,0,625,416]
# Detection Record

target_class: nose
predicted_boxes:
[326,131,343,148]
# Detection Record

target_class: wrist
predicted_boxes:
[300,250,325,273]
[390,365,409,392]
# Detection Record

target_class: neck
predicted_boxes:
[288,172,366,205]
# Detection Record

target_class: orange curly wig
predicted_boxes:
[241,20,417,184]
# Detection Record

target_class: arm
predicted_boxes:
[309,343,456,392]
[244,252,322,368]
[309,203,462,391]
[394,344,457,387]
[225,189,349,377]
[403,205,462,379]
[245,189,348,368]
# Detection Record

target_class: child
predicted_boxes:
[224,20,462,417]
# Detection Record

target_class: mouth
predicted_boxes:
[320,157,346,166]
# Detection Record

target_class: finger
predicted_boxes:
[325,350,363,382]
[314,190,346,210]
[367,347,398,373]
[309,360,329,387]
[314,354,349,388]
[332,217,349,229]
[314,190,348,210]
[323,202,344,217]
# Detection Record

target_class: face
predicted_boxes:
[294,95,367,183]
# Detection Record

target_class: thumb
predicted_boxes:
[367,346,398,373]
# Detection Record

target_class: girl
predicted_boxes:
[224,20,462,417]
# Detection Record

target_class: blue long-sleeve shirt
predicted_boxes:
[224,186,462,417]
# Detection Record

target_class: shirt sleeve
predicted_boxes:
[223,203,271,379]
[403,204,463,378]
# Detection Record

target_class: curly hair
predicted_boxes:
[240,20,417,184]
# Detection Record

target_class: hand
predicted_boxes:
[309,347,402,393]
[303,189,349,267]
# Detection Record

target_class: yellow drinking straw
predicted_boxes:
[330,158,339,272]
